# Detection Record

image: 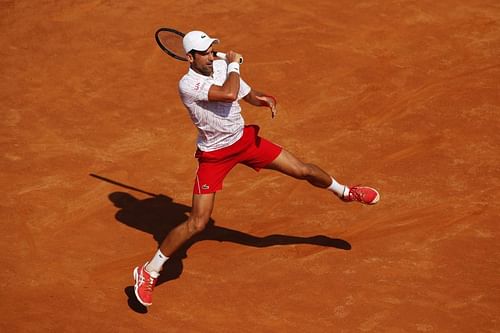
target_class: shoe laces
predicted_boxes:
[348,185,365,201]
[140,271,157,292]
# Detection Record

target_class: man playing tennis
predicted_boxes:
[133,30,380,306]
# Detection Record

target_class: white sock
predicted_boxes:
[327,177,349,198]
[145,249,169,276]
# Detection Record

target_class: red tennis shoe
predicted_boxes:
[133,262,158,307]
[341,185,380,205]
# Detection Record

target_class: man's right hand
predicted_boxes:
[226,50,243,64]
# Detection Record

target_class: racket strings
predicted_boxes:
[157,31,186,60]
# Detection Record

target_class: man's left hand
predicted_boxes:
[255,95,277,118]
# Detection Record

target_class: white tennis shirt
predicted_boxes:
[178,59,251,152]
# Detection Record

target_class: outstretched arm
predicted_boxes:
[243,89,277,118]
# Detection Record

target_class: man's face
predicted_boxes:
[188,45,215,76]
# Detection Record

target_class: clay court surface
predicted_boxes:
[2,0,500,331]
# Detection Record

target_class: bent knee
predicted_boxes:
[291,163,313,179]
[187,214,210,234]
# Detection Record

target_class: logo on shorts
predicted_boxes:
[202,184,210,190]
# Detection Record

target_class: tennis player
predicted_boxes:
[133,30,380,306]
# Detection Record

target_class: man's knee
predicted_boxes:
[187,213,210,234]
[291,163,313,179]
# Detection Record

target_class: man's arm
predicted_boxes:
[243,89,277,118]
[208,51,243,103]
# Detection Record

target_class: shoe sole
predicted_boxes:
[133,267,152,307]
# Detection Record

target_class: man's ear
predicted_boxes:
[186,53,194,63]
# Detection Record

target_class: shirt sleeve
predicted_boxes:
[238,78,251,100]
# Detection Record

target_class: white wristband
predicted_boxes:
[227,62,240,74]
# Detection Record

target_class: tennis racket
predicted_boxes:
[154,27,243,64]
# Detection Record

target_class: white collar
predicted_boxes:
[188,67,212,79]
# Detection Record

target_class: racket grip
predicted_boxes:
[214,52,244,64]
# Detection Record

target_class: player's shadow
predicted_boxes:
[109,191,351,313]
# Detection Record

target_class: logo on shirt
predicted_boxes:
[202,184,210,190]
[201,35,207,39]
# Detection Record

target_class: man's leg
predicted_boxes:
[133,193,216,306]
[265,149,332,188]
[158,193,215,256]
[265,149,379,204]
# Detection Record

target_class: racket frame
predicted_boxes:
[154,27,243,64]
[155,27,187,61]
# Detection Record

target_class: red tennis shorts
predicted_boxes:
[193,125,282,194]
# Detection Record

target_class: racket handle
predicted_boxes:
[214,52,244,64]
